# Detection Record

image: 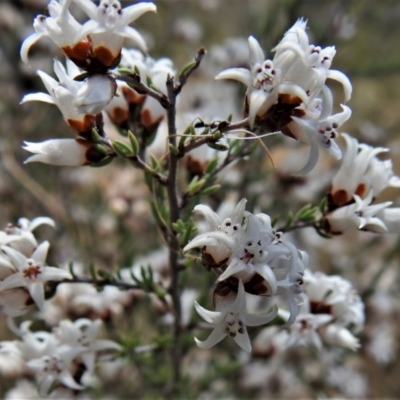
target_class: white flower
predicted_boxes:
[107,49,175,130]
[215,20,352,174]
[21,60,99,136]
[54,319,121,373]
[73,74,116,114]
[326,191,392,234]
[20,0,87,64]
[0,242,71,311]
[194,280,277,352]
[0,216,55,257]
[76,0,156,67]
[23,139,106,166]
[26,349,84,396]
[330,133,400,207]
[0,289,31,317]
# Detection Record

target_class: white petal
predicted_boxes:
[193,205,220,231]
[245,305,278,326]
[218,258,247,282]
[234,330,252,353]
[39,267,72,282]
[121,2,157,26]
[20,32,46,63]
[277,82,309,105]
[29,217,56,232]
[119,26,147,53]
[194,323,227,349]
[230,279,247,314]
[74,0,98,20]
[194,301,223,323]
[281,293,299,328]
[293,142,320,175]
[248,89,269,128]
[215,68,253,87]
[38,374,55,397]
[248,36,265,65]
[230,198,247,224]
[254,264,278,294]
[81,352,95,373]
[328,104,352,127]
[0,273,25,291]
[32,241,50,265]
[23,139,88,166]
[1,246,27,270]
[93,339,121,352]
[28,281,45,311]
[58,370,85,390]
[326,69,352,102]
[20,92,55,105]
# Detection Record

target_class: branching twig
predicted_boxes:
[60,276,141,290]
[181,118,250,154]
[174,47,207,96]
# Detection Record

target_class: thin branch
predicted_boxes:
[174,47,207,96]
[58,276,141,290]
[165,74,183,395]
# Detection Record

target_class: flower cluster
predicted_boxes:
[0,318,119,396]
[20,0,163,167]
[216,19,352,174]
[0,217,70,316]
[325,133,400,234]
[184,199,306,351]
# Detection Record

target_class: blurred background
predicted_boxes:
[1,0,400,398]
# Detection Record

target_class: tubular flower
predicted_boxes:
[215,19,352,174]
[194,280,278,352]
[23,139,108,166]
[20,0,87,65]
[21,60,115,138]
[75,0,157,69]
[0,242,72,311]
[325,133,400,234]
[0,216,55,257]
[54,319,121,374]
[106,49,175,132]
[330,133,400,207]
[184,199,306,327]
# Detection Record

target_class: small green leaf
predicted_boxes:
[118,68,135,76]
[113,140,133,157]
[202,184,221,195]
[91,128,102,142]
[149,153,161,171]
[94,144,108,155]
[188,178,206,195]
[68,262,76,278]
[128,130,140,156]
[89,262,97,280]
[207,142,229,152]
[146,75,153,87]
[73,72,89,81]
[134,65,141,76]
[91,157,113,168]
[179,60,197,77]
[97,269,114,280]
[168,144,180,155]
[205,157,219,174]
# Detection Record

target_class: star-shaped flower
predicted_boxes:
[0,242,72,311]
[194,280,278,352]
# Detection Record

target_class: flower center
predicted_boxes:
[23,259,42,280]
[224,312,246,337]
